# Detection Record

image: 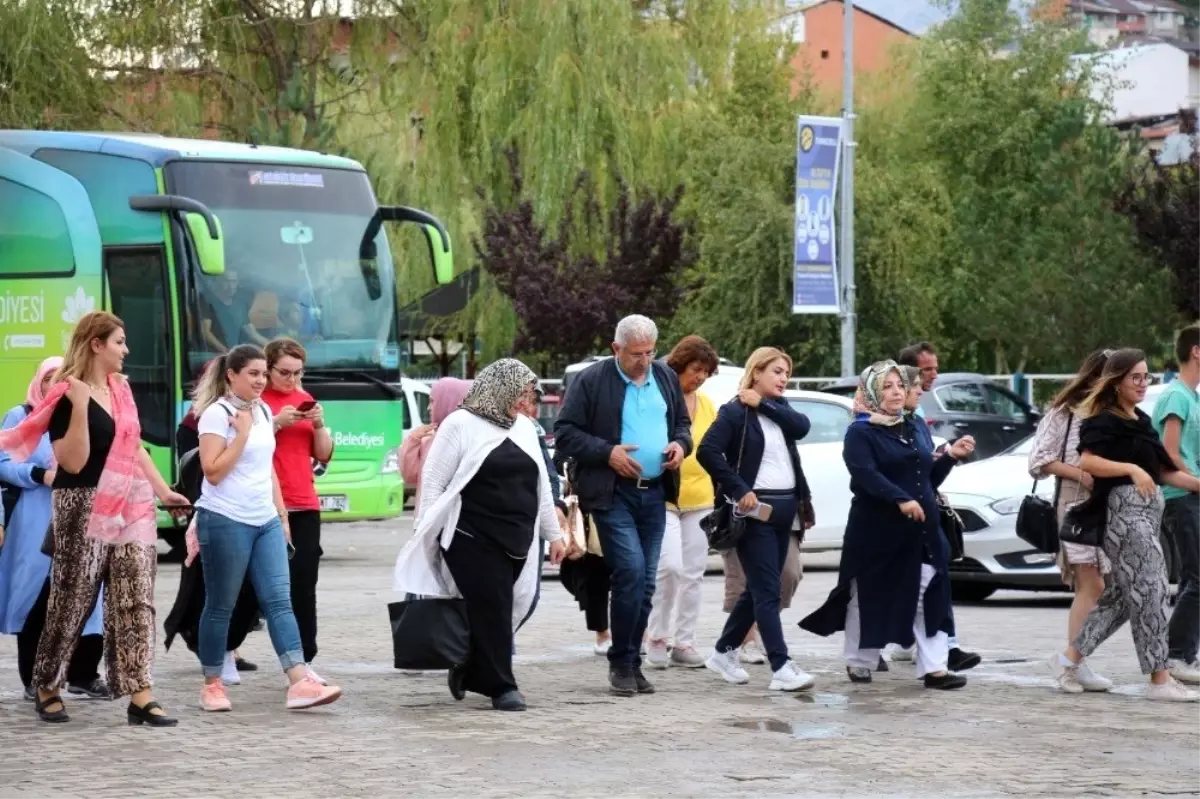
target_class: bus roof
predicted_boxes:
[0,130,363,171]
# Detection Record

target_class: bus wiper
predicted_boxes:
[304,368,401,399]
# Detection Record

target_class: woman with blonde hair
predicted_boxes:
[191,345,342,713]
[1057,348,1200,702]
[0,311,190,725]
[699,347,817,692]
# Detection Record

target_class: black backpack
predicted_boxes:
[1,404,34,524]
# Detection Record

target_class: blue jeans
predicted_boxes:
[592,482,667,668]
[715,494,798,672]
[196,509,305,677]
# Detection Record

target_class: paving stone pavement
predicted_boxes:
[0,519,1197,798]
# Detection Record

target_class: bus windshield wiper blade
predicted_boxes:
[304,368,401,398]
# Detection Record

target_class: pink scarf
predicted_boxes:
[0,375,157,545]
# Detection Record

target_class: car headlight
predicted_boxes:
[381,446,400,474]
[988,497,1023,516]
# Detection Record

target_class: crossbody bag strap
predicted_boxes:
[1050,414,1072,508]
[735,408,750,470]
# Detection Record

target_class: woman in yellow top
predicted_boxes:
[646,336,720,669]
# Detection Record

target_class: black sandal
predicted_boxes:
[127,700,179,727]
[35,694,69,723]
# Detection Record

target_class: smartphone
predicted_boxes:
[755,502,773,522]
[295,400,317,413]
[287,541,297,560]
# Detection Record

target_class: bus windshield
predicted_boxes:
[166,161,400,378]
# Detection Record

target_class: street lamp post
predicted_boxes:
[839,0,857,378]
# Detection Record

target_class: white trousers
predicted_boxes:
[647,508,710,648]
[844,562,949,677]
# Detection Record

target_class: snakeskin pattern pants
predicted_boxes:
[1074,485,1169,675]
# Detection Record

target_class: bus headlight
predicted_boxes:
[381,446,400,474]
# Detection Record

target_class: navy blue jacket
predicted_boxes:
[800,417,957,649]
[697,398,813,510]
[553,359,692,513]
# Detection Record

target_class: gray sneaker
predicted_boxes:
[609,666,637,697]
[646,640,671,670]
[670,645,706,668]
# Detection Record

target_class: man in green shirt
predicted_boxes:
[1153,324,1200,685]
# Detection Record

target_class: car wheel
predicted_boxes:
[951,582,997,603]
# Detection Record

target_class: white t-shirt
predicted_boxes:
[754,414,796,492]
[195,399,278,525]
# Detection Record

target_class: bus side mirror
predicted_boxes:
[422,223,454,285]
[186,212,226,276]
[129,194,226,275]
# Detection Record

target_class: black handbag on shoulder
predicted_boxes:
[938,500,965,562]
[1016,416,1071,554]
[700,411,750,551]
[388,597,470,671]
[1058,503,1103,549]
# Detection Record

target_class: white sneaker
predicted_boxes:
[305,665,329,686]
[1146,677,1200,702]
[706,648,750,684]
[1075,661,1113,692]
[221,651,241,686]
[769,661,816,692]
[1168,658,1200,685]
[740,642,766,665]
[646,640,670,670]
[593,638,612,656]
[890,646,914,663]
[1048,654,1084,694]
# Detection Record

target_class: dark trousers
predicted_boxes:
[443,532,525,698]
[716,494,798,672]
[17,578,102,688]
[1165,493,1199,662]
[288,510,322,663]
[592,481,666,668]
[584,554,611,633]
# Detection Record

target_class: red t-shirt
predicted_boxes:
[262,386,325,511]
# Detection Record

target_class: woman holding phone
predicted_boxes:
[698,347,817,692]
[261,338,333,680]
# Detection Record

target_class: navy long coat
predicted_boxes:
[799,416,957,649]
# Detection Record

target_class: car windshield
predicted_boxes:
[167,161,398,378]
[787,398,852,444]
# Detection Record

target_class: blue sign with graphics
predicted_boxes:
[793,115,843,315]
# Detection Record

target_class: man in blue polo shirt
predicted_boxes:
[555,315,692,696]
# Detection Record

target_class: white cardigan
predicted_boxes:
[392,409,563,630]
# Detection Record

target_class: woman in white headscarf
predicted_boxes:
[393,359,566,711]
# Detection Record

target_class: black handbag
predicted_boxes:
[1058,503,1103,548]
[700,411,750,551]
[938,500,965,562]
[388,597,470,671]
[1016,416,1071,554]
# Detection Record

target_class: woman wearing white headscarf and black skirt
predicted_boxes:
[393,359,566,711]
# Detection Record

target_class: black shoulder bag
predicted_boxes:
[1016,415,1071,554]
[700,411,750,551]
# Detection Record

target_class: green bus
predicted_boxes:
[0,131,452,552]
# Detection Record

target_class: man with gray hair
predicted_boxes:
[555,314,693,696]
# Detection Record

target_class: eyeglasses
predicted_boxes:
[625,350,657,361]
[273,367,304,379]
[1128,373,1150,385]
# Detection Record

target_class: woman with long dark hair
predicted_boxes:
[1029,349,1115,693]
[1057,349,1200,702]
[0,311,190,725]
[192,345,342,713]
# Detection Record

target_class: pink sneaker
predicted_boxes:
[200,682,232,712]
[286,676,342,710]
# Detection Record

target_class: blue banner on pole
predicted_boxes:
[792,115,843,315]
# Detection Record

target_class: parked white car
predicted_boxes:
[939,382,1171,601]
